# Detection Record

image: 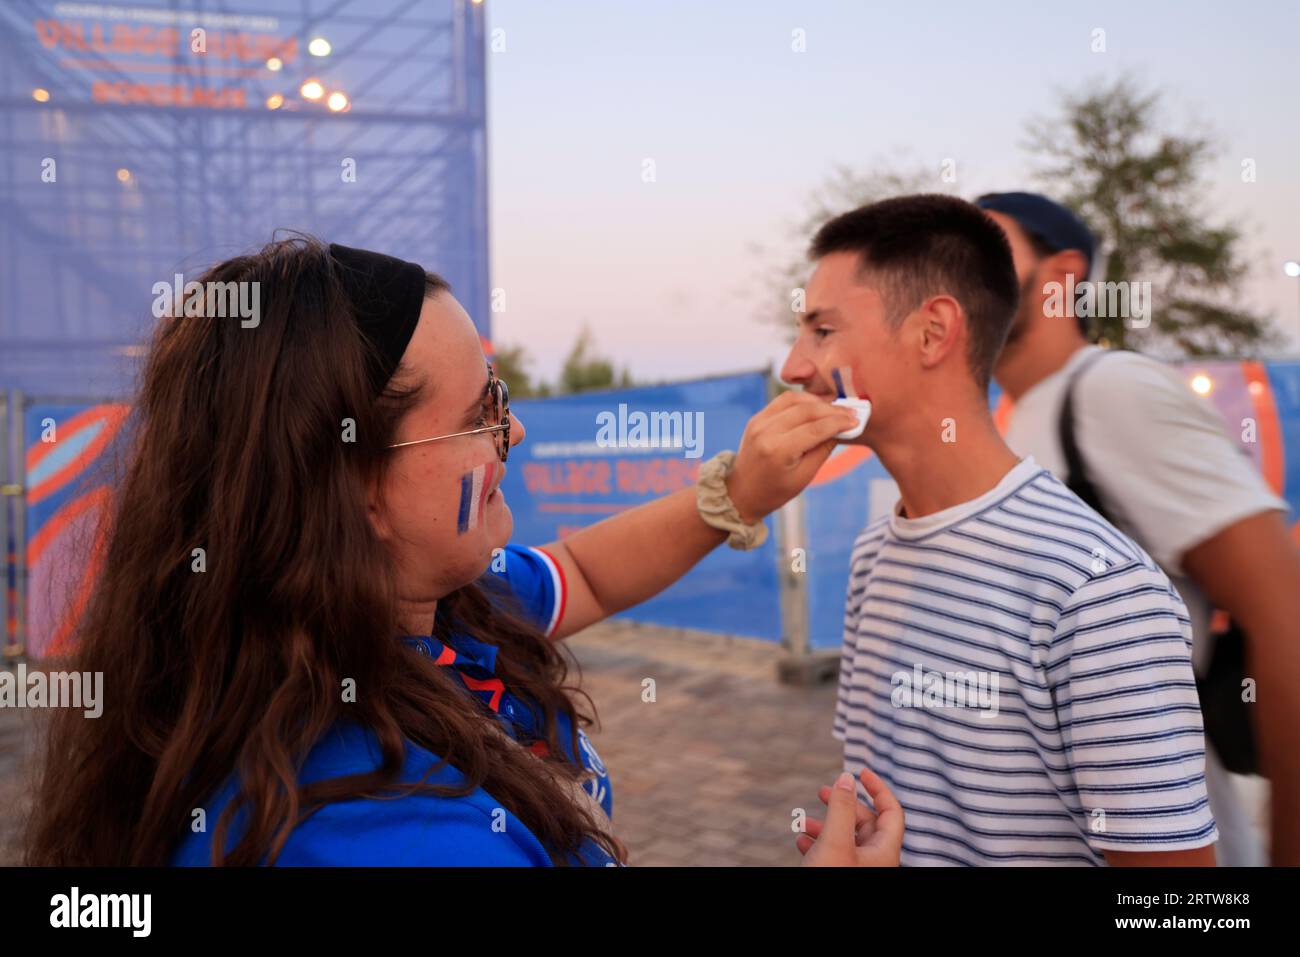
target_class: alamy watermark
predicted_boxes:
[1044,274,1151,329]
[595,404,704,459]
[50,887,150,937]
[0,664,102,718]
[891,664,1000,719]
[151,273,260,328]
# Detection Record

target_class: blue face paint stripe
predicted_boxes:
[457,472,474,533]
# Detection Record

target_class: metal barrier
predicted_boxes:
[1,390,19,658]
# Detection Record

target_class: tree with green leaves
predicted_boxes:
[1026,76,1275,355]
[557,325,632,394]
[490,326,632,398]
[489,343,548,398]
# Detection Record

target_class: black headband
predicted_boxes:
[328,242,426,395]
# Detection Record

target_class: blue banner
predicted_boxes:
[802,360,1300,650]
[12,361,1300,656]
[22,401,132,658]
[502,371,783,641]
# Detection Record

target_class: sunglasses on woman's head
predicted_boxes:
[385,363,511,463]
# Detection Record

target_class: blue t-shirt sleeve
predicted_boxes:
[484,543,566,637]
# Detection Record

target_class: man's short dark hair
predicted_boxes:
[809,194,1019,390]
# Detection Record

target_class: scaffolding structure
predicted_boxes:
[0,0,491,397]
[0,0,490,656]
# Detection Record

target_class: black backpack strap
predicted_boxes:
[1057,349,1113,521]
[1057,349,1259,773]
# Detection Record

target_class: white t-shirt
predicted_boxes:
[1003,346,1288,674]
[834,457,1217,865]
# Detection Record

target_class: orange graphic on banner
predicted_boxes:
[26,404,129,505]
[33,18,298,112]
[35,20,297,63]
[1241,361,1285,496]
[28,486,113,659]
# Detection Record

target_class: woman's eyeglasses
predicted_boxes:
[385,365,511,463]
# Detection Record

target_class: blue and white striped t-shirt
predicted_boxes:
[833,457,1218,866]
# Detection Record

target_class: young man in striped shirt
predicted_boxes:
[781,195,1217,866]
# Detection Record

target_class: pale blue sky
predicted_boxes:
[485,0,1300,383]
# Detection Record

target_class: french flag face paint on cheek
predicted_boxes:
[829,365,871,440]
[456,462,495,534]
[831,365,862,400]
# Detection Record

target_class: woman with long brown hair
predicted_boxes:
[23,234,872,865]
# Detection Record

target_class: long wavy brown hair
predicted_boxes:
[24,234,623,866]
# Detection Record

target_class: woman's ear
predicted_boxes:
[367,474,393,542]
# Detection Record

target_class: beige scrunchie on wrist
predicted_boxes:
[695,450,769,551]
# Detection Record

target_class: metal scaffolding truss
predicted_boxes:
[0,0,490,398]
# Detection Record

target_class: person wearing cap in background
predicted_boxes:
[977,191,1300,866]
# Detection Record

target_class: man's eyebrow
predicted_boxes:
[799,306,837,326]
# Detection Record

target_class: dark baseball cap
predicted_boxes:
[976,192,1095,274]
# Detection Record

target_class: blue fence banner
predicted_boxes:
[23,402,131,658]
[802,359,1300,650]
[502,371,783,641]
[9,361,1300,657]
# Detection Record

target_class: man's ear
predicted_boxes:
[1044,249,1089,287]
[914,294,964,372]
[1035,249,1089,324]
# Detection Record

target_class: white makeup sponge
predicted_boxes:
[832,397,872,440]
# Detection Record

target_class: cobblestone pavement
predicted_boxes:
[0,621,842,866]
[565,620,842,866]
[0,704,35,866]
